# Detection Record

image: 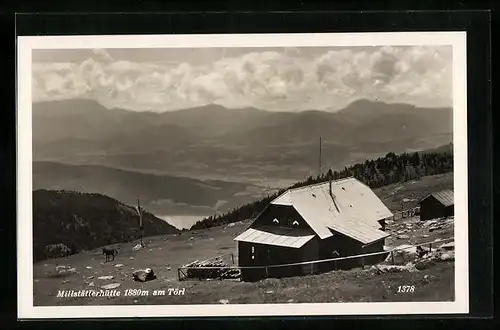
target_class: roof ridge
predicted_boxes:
[432,189,454,194]
[285,176,357,193]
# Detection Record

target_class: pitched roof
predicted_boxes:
[271,177,392,244]
[422,189,454,207]
[234,226,315,248]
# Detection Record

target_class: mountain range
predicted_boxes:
[32,98,453,182]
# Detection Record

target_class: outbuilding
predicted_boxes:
[234,177,393,282]
[418,189,454,221]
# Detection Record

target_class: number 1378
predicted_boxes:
[397,285,415,293]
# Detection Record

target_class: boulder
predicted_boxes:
[429,226,443,232]
[101,283,121,290]
[422,220,438,227]
[132,268,157,282]
[395,244,417,255]
[98,275,114,280]
[56,265,77,275]
[439,251,455,261]
[371,262,418,274]
[439,242,455,251]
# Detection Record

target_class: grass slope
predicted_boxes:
[33,173,455,305]
[374,172,454,212]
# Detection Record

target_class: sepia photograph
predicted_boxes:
[17,32,468,318]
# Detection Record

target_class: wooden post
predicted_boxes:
[361,257,365,270]
[178,268,181,281]
[137,197,145,248]
[265,267,269,278]
[391,251,395,265]
[429,243,432,252]
[310,262,313,274]
[231,253,234,264]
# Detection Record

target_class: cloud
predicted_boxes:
[92,48,115,63]
[32,46,453,112]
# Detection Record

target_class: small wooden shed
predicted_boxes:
[418,189,454,221]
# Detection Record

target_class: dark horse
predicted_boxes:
[102,247,118,262]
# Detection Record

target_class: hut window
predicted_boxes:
[292,220,299,227]
[287,219,294,227]
[273,218,279,225]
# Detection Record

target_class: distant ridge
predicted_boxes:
[32,161,258,216]
[32,98,453,208]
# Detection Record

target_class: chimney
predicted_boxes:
[328,169,340,213]
[329,173,333,198]
[327,168,333,198]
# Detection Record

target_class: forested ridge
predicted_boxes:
[33,190,180,262]
[191,144,453,230]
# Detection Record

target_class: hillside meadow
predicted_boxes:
[33,173,455,306]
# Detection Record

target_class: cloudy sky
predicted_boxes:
[32,45,453,112]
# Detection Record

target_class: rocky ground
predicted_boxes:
[33,215,455,306]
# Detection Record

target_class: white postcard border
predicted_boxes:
[17,32,468,319]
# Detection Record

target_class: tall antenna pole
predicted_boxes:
[137,197,144,247]
[319,136,322,177]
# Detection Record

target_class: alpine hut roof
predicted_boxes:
[236,177,392,245]
[421,189,454,207]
